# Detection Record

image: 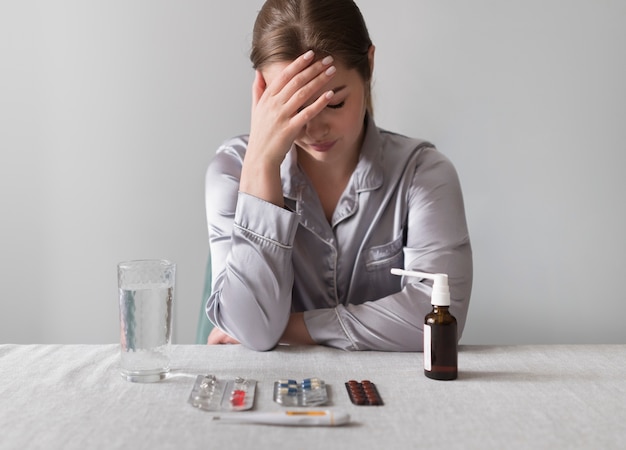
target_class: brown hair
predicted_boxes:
[251,0,374,115]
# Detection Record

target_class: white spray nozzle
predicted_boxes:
[391,268,450,306]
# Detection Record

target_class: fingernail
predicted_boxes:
[325,91,335,99]
[322,55,334,65]
[303,50,314,60]
[325,66,336,76]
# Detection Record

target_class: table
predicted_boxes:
[1,344,625,449]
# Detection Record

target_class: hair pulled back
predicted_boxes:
[251,0,374,115]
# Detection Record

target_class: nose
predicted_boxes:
[305,114,329,140]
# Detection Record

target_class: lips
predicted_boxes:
[308,140,337,152]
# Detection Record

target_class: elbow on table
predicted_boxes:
[208,296,285,351]
[231,316,286,352]
[241,336,279,352]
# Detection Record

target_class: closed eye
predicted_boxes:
[327,101,345,109]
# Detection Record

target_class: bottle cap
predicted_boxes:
[430,274,450,306]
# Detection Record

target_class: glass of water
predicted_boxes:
[117,259,176,382]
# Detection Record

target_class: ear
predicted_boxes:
[367,44,376,75]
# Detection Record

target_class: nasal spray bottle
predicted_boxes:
[391,268,457,380]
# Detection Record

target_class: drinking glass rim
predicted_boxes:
[117,259,176,270]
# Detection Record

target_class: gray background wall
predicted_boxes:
[2,1,625,345]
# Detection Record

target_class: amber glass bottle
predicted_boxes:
[424,305,457,380]
[390,269,458,380]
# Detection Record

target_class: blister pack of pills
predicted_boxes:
[188,374,256,411]
[345,380,383,406]
[273,377,328,407]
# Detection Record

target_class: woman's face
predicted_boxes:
[261,60,369,165]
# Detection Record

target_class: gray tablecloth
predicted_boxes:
[1,344,625,449]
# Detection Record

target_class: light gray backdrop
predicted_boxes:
[2,1,625,345]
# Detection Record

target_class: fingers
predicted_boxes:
[207,327,241,345]
[267,50,316,95]
[293,89,334,125]
[284,56,335,113]
[264,51,336,110]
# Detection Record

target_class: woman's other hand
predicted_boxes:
[207,327,241,345]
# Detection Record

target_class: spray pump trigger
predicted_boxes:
[390,268,450,306]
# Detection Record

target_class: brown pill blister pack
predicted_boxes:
[345,380,383,406]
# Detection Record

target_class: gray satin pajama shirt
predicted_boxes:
[205,116,472,351]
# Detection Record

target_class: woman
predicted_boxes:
[205,0,472,351]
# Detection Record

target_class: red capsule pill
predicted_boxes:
[230,389,246,407]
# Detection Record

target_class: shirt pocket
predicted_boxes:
[364,236,404,272]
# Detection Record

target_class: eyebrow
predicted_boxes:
[332,85,347,94]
